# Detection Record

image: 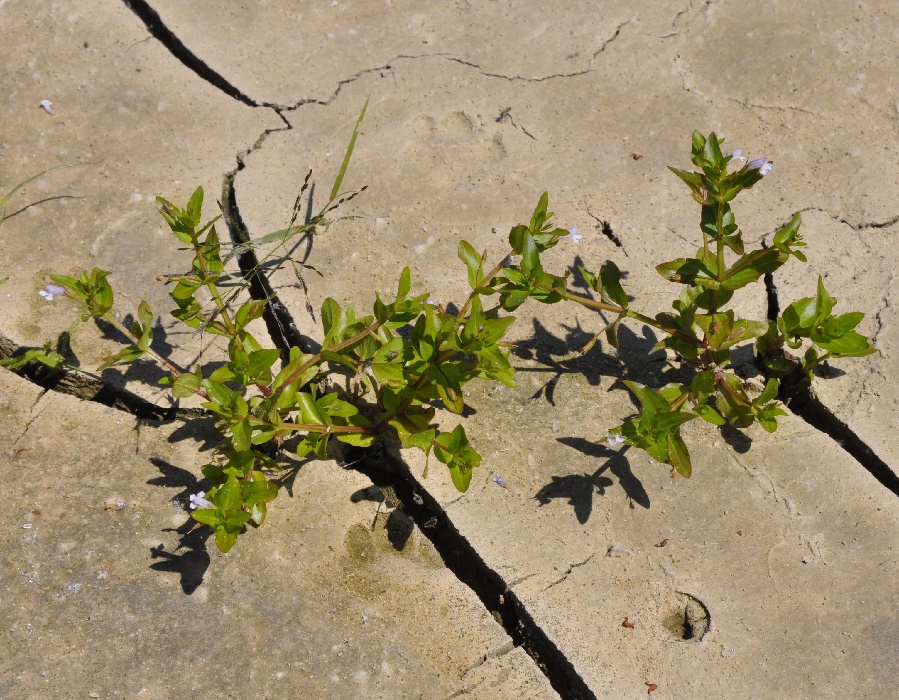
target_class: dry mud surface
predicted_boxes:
[1,1,897,698]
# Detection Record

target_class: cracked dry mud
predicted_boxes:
[2,1,898,699]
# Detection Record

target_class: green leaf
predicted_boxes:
[605,315,624,349]
[186,187,204,227]
[215,474,242,513]
[508,224,529,255]
[519,230,539,276]
[434,363,464,414]
[812,330,875,357]
[330,97,368,201]
[396,267,411,304]
[656,258,718,288]
[772,212,806,261]
[755,378,780,406]
[599,260,628,308]
[813,276,835,324]
[623,380,670,419]
[667,432,692,477]
[403,429,436,453]
[653,411,696,434]
[296,393,327,426]
[754,403,788,433]
[529,192,550,231]
[247,348,280,378]
[694,404,725,426]
[96,346,144,372]
[373,293,390,324]
[695,311,734,350]
[371,361,405,387]
[231,418,252,452]
[241,479,278,507]
[234,299,267,327]
[721,248,785,290]
[668,166,705,201]
[214,527,240,553]
[190,508,222,527]
[448,462,474,492]
[172,372,202,398]
[321,298,341,336]
[458,240,484,289]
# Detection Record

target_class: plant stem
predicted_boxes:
[455,250,512,320]
[102,312,210,401]
[625,310,703,348]
[280,320,384,389]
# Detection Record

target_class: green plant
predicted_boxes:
[494,132,874,476]
[2,128,874,551]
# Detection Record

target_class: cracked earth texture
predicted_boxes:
[1,1,898,698]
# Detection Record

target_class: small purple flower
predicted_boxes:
[604,433,626,448]
[728,149,746,167]
[747,158,773,176]
[38,284,65,302]
[189,491,214,510]
[492,473,508,489]
[567,227,583,244]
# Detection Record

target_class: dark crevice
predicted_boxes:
[221,171,311,358]
[0,332,204,422]
[765,260,898,497]
[794,206,899,233]
[780,378,899,497]
[345,444,595,700]
[220,142,585,697]
[761,237,780,319]
[121,0,258,107]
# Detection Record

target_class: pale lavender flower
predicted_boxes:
[189,491,214,510]
[492,473,508,488]
[39,100,56,116]
[747,158,773,176]
[728,149,746,166]
[604,433,626,448]
[568,227,583,243]
[38,284,65,302]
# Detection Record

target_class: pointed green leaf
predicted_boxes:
[667,432,692,478]
[330,97,368,201]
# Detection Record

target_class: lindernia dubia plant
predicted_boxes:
[2,127,875,552]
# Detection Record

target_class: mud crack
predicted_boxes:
[0,336,206,422]
[446,17,633,83]
[763,241,899,498]
[543,552,596,592]
[221,154,591,698]
[337,444,596,700]
[121,0,257,107]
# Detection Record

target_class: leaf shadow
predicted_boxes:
[146,457,212,594]
[535,441,649,523]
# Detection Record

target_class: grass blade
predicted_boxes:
[0,163,84,210]
[329,98,368,202]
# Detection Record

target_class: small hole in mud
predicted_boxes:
[662,594,710,641]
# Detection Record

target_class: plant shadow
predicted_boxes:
[535,442,649,523]
[146,456,212,594]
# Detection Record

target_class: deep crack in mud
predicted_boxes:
[2,5,893,700]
